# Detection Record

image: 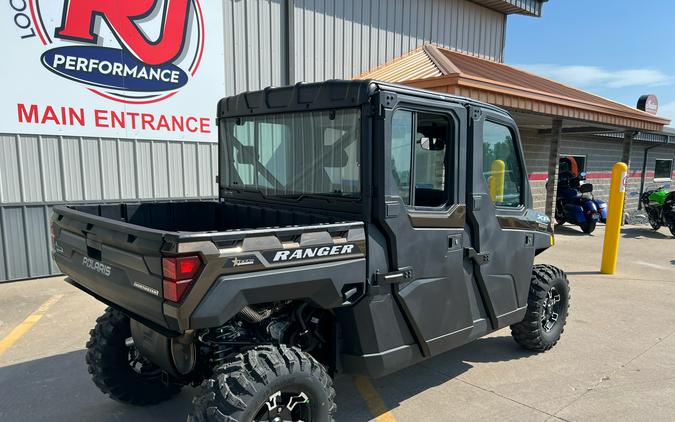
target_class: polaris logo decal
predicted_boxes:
[82,256,111,276]
[269,244,358,263]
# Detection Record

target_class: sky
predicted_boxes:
[505,0,675,124]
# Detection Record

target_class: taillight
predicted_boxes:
[162,255,202,303]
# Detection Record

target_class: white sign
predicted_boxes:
[620,171,627,193]
[2,0,224,142]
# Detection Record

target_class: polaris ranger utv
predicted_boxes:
[51,80,569,421]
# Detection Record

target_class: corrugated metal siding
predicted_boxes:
[0,133,218,282]
[293,0,505,83]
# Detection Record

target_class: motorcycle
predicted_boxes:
[641,187,675,237]
[555,181,604,234]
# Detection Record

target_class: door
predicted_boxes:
[466,107,536,329]
[379,98,474,357]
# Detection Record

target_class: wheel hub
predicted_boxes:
[256,390,311,422]
[541,287,562,332]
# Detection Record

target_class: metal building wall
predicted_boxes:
[292,0,505,82]
[0,133,218,281]
[221,0,506,93]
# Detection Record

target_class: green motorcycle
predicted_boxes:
[641,187,675,237]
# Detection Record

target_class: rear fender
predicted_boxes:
[187,258,366,329]
[564,204,586,223]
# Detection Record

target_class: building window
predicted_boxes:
[559,155,586,175]
[483,121,523,207]
[390,110,451,208]
[654,159,673,181]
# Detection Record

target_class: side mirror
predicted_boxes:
[579,183,593,193]
[419,137,445,151]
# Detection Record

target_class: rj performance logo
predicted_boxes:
[28,0,204,104]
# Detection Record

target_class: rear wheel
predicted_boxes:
[189,345,336,422]
[668,222,675,237]
[511,265,570,352]
[86,307,182,405]
[580,220,596,234]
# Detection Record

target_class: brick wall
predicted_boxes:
[519,129,675,213]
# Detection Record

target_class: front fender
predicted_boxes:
[187,258,366,329]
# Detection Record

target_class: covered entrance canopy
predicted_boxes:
[356,44,671,216]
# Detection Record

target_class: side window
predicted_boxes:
[391,110,413,204]
[390,110,451,208]
[483,121,523,207]
[414,113,449,207]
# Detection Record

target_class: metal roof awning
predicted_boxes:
[356,44,671,132]
[469,0,545,17]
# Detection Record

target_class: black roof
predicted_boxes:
[217,79,512,120]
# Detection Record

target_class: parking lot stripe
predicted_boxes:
[0,294,64,357]
[354,375,398,422]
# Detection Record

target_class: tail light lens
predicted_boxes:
[162,255,202,303]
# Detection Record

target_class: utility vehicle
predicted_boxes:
[51,80,570,422]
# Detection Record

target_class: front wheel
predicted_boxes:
[189,345,336,422]
[86,307,182,405]
[649,218,661,231]
[510,265,570,352]
[580,220,596,234]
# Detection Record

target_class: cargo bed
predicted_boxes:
[51,200,365,332]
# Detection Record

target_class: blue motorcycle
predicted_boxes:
[554,174,607,234]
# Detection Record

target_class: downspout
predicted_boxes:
[637,144,661,210]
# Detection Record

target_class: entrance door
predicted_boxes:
[466,107,536,329]
[381,99,474,357]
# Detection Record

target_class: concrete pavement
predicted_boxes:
[0,224,673,421]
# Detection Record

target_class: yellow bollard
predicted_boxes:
[601,162,628,274]
[489,159,505,202]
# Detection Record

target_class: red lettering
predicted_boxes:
[171,116,184,132]
[94,109,108,127]
[110,110,125,128]
[186,117,199,133]
[69,108,85,126]
[17,103,38,123]
[141,113,156,130]
[41,106,59,124]
[126,112,139,129]
[55,0,190,65]
[157,115,170,131]
[199,118,210,133]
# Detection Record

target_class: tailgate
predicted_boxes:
[51,206,171,329]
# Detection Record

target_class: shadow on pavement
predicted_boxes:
[362,336,533,418]
[0,337,531,422]
[621,227,671,239]
[565,271,603,276]
[554,225,591,237]
[0,350,196,422]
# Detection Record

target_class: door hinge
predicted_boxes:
[465,247,490,265]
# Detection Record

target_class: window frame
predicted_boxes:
[482,118,527,210]
[654,158,673,182]
[389,106,456,211]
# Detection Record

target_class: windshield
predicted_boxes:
[222,109,361,199]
